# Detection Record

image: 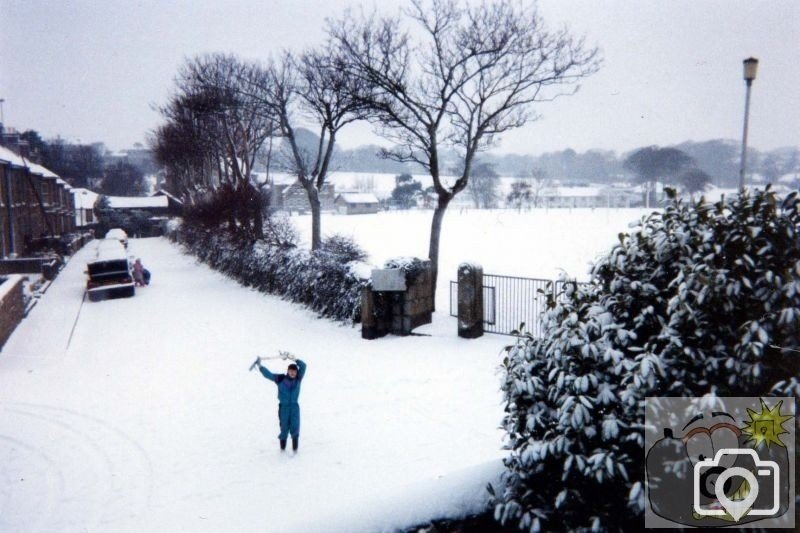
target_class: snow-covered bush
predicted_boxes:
[320,234,368,263]
[263,212,299,248]
[384,256,428,283]
[169,224,370,323]
[492,187,800,531]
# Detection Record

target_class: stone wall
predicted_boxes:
[0,275,25,350]
[397,264,434,332]
[362,259,434,339]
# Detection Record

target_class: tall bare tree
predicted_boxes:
[248,48,368,250]
[330,0,600,302]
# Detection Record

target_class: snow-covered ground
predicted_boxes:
[0,207,654,531]
[0,238,507,532]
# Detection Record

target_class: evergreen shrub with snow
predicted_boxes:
[320,234,369,263]
[169,224,370,323]
[492,187,800,531]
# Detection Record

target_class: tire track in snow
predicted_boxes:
[0,402,154,531]
[0,434,63,533]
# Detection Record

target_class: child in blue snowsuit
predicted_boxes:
[256,356,307,452]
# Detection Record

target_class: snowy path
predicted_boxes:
[0,238,507,532]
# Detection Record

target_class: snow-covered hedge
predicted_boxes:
[169,224,370,323]
[492,187,800,531]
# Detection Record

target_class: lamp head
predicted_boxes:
[743,57,759,82]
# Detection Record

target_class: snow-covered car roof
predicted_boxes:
[105,228,128,240]
[93,239,129,262]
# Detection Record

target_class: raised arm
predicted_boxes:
[258,363,279,383]
[296,359,307,380]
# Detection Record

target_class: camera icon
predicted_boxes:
[694,448,780,521]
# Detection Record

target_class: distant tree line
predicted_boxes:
[470,140,799,188]
[5,130,152,196]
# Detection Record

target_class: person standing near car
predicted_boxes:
[132,258,147,286]
[255,354,307,454]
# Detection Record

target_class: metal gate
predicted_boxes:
[449,274,580,336]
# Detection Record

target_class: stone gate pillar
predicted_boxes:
[457,262,483,338]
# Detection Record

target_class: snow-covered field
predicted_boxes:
[0,208,653,532]
[295,207,653,308]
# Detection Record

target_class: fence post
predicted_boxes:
[457,262,483,338]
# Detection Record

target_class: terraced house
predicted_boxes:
[0,145,76,257]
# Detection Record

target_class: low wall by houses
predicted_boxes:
[0,275,25,349]
[0,256,62,280]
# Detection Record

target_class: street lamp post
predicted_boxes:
[739,57,758,192]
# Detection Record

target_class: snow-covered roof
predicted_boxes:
[94,238,128,262]
[0,145,27,167]
[26,162,57,179]
[0,146,71,188]
[541,187,603,198]
[72,188,99,209]
[106,195,169,209]
[336,192,380,204]
[0,146,65,185]
[152,189,184,204]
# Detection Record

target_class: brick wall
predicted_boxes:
[0,275,25,349]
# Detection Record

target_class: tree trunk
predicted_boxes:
[428,196,451,312]
[253,192,264,240]
[308,187,322,251]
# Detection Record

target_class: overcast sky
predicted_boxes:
[1,0,798,155]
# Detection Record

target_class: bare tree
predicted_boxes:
[330,0,600,301]
[248,47,369,250]
[465,161,499,208]
[507,180,532,211]
[153,53,276,238]
[528,167,553,207]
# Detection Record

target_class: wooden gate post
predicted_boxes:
[457,262,483,338]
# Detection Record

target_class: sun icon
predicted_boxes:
[742,398,793,449]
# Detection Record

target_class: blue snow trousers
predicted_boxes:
[278,402,300,440]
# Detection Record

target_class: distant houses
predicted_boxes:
[538,185,639,209]
[72,188,99,228]
[269,181,336,213]
[105,194,170,215]
[335,193,381,215]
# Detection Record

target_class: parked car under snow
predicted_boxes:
[86,239,135,301]
[105,228,128,248]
